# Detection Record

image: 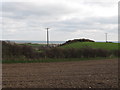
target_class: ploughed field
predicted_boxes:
[2,59,118,88]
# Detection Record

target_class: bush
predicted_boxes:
[44,48,65,58]
[43,47,112,58]
[95,48,111,57]
[112,49,120,57]
[2,41,37,59]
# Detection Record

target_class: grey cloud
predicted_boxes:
[83,2,117,7]
[61,16,117,25]
[90,16,117,24]
[2,2,75,20]
[81,0,118,6]
[1,1,118,41]
[46,16,117,32]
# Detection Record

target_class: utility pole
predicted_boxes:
[45,28,50,46]
[105,33,107,43]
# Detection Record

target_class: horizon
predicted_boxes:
[1,39,119,42]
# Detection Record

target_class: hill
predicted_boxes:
[60,42,118,50]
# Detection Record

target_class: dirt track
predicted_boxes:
[2,59,118,88]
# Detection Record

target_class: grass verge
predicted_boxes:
[2,57,117,64]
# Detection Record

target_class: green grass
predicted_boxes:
[2,57,117,64]
[60,42,118,50]
[19,43,46,47]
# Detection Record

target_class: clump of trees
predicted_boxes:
[2,41,119,61]
[60,38,95,46]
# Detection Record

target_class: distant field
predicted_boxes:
[19,43,46,47]
[60,42,118,50]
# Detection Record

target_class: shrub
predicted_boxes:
[43,47,112,58]
[112,49,120,57]
[2,41,37,59]
[95,48,111,57]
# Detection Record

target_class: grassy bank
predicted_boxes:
[60,42,118,50]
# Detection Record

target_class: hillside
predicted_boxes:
[60,42,118,50]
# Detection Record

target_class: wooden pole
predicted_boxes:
[46,28,50,46]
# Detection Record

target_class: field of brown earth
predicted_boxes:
[2,59,118,88]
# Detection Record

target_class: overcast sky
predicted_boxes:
[1,0,118,41]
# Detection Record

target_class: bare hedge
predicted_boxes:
[2,41,119,60]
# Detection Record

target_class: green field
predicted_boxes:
[60,42,118,50]
[19,43,46,47]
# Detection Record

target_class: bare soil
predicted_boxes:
[2,59,118,88]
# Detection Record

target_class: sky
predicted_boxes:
[0,0,118,41]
